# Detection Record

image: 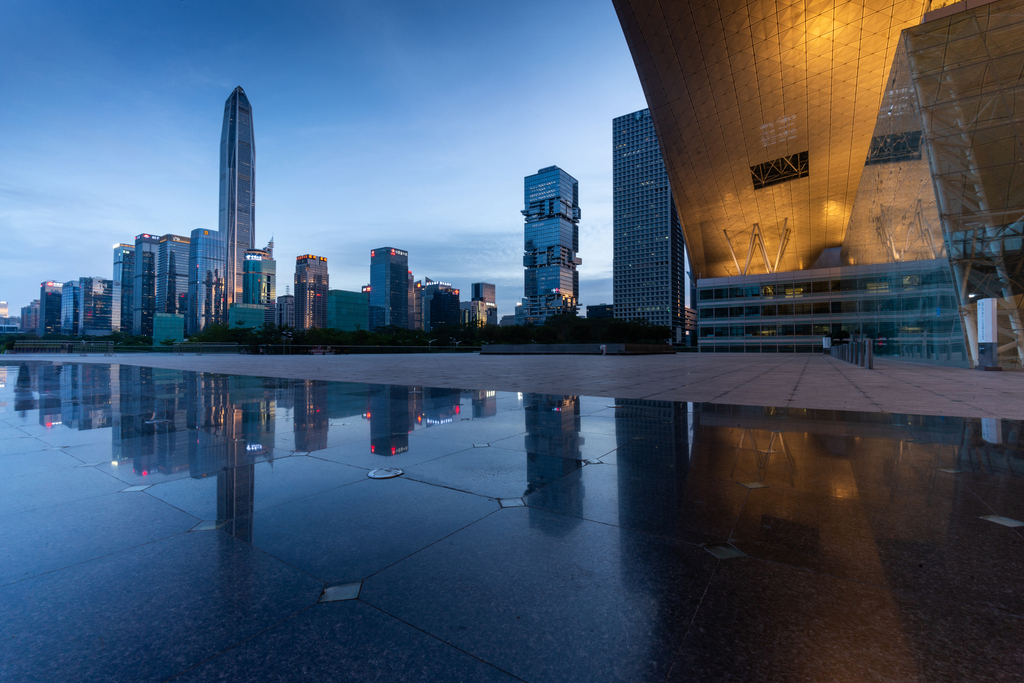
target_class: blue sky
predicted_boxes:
[0,0,646,319]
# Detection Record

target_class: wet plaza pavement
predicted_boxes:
[1,361,1022,682]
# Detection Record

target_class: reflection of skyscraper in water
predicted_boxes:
[59,364,114,431]
[111,366,191,478]
[469,390,497,419]
[294,380,329,452]
[36,363,63,428]
[613,399,689,536]
[369,385,413,456]
[14,364,34,413]
[415,387,461,428]
[524,394,584,501]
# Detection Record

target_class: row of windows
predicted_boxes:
[698,273,949,300]
[700,297,957,318]
[700,319,961,338]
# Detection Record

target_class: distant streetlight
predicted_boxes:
[427,339,438,349]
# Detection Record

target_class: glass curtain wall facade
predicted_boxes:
[326,290,369,331]
[294,255,328,331]
[697,259,966,364]
[157,235,190,320]
[369,247,409,330]
[60,281,80,336]
[78,277,118,335]
[522,166,581,324]
[613,109,690,341]
[275,294,294,328]
[905,3,1024,365]
[614,0,1024,367]
[38,282,62,336]
[219,86,255,308]
[21,300,39,332]
[113,243,134,334]
[187,229,226,335]
[133,234,160,337]
[242,246,276,326]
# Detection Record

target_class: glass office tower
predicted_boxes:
[78,277,118,335]
[522,166,580,324]
[188,228,226,335]
[416,278,460,331]
[60,280,80,336]
[21,300,39,332]
[613,109,690,342]
[242,242,276,326]
[113,243,134,333]
[157,234,190,319]
[219,86,256,309]
[369,247,409,330]
[37,283,62,336]
[132,233,160,337]
[294,255,328,330]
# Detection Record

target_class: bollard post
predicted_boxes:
[867,342,873,369]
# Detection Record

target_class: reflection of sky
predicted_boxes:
[0,0,645,316]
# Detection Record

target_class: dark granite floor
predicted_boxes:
[1,361,1022,682]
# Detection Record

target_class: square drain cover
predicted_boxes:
[703,543,746,560]
[981,515,1024,528]
[320,582,362,602]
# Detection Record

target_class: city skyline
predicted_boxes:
[0,1,646,318]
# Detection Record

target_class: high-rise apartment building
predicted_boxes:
[612,108,689,341]
[113,243,135,334]
[38,282,62,336]
[60,280,80,336]
[157,234,190,319]
[369,247,409,330]
[275,294,294,328]
[188,228,226,335]
[242,241,275,326]
[522,166,581,324]
[471,282,497,325]
[132,233,160,337]
[78,277,118,335]
[219,86,255,308]
[294,255,328,331]
[407,271,416,331]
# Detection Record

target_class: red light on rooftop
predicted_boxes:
[391,249,395,255]
[371,250,375,257]
[455,405,460,414]
[371,445,375,453]
[391,446,396,454]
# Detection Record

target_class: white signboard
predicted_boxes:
[977,298,997,344]
[822,337,831,349]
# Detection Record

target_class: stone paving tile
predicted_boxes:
[11,354,1024,418]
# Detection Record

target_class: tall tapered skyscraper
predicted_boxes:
[219,86,255,307]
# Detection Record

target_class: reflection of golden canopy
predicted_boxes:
[611,0,928,278]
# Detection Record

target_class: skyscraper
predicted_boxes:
[21,300,39,333]
[219,86,255,309]
[612,108,689,341]
[416,278,460,331]
[113,243,135,334]
[188,228,226,335]
[78,277,118,335]
[132,233,160,337]
[157,234,190,318]
[369,247,409,330]
[275,294,295,328]
[471,282,497,325]
[522,166,581,324]
[60,280,80,336]
[242,241,276,326]
[294,255,328,330]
